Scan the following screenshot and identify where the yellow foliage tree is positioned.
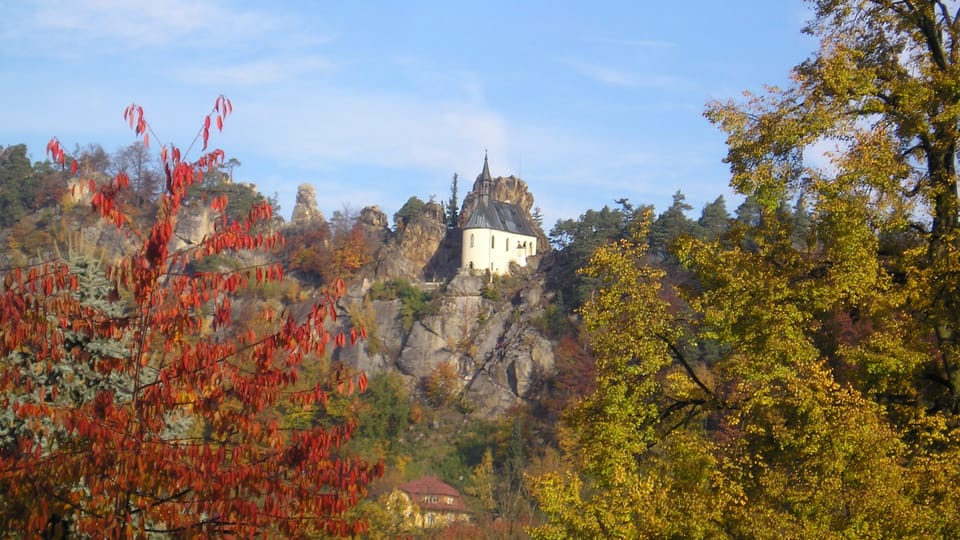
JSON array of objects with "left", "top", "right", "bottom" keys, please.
[{"left": 532, "top": 1, "right": 960, "bottom": 537}]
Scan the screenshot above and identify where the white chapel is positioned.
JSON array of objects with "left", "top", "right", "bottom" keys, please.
[{"left": 460, "top": 154, "right": 539, "bottom": 275}]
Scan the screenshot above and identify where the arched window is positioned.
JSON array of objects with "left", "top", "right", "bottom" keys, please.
[
  {"left": 506, "top": 238, "right": 509, "bottom": 251},
  {"left": 470, "top": 234, "right": 474, "bottom": 248},
  {"left": 491, "top": 236, "right": 495, "bottom": 249}
]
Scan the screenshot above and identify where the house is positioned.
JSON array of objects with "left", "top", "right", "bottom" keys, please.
[
  {"left": 387, "top": 476, "right": 472, "bottom": 528},
  {"left": 461, "top": 154, "right": 539, "bottom": 275}
]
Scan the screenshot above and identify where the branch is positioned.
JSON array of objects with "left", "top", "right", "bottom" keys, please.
[{"left": 656, "top": 333, "right": 717, "bottom": 399}]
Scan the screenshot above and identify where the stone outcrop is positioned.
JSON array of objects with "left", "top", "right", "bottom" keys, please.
[
  {"left": 290, "top": 184, "right": 325, "bottom": 225},
  {"left": 356, "top": 205, "right": 392, "bottom": 248},
  {"left": 172, "top": 205, "right": 215, "bottom": 251},
  {"left": 334, "top": 269, "right": 555, "bottom": 418},
  {"left": 373, "top": 201, "right": 457, "bottom": 281}
]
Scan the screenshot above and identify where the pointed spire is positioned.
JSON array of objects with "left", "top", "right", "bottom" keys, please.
[{"left": 480, "top": 150, "right": 492, "bottom": 183}]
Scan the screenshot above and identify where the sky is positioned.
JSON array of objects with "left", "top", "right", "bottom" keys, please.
[{"left": 0, "top": 0, "right": 818, "bottom": 230}]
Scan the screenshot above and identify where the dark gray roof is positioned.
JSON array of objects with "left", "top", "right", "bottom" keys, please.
[{"left": 463, "top": 199, "right": 538, "bottom": 236}]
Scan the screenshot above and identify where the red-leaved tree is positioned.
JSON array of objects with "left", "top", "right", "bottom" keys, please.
[{"left": 0, "top": 97, "right": 381, "bottom": 537}]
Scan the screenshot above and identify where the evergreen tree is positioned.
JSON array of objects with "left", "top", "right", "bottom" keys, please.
[
  {"left": 648, "top": 190, "right": 695, "bottom": 257},
  {"left": 0, "top": 144, "right": 35, "bottom": 226},
  {"left": 446, "top": 173, "right": 459, "bottom": 228},
  {"left": 697, "top": 195, "right": 730, "bottom": 240}
]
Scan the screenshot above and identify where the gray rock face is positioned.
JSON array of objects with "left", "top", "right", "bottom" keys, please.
[
  {"left": 335, "top": 268, "right": 555, "bottom": 419},
  {"left": 446, "top": 272, "right": 484, "bottom": 296},
  {"left": 173, "top": 206, "right": 215, "bottom": 251},
  {"left": 290, "top": 184, "right": 324, "bottom": 224}
]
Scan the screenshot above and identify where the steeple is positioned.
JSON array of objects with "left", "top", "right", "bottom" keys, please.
[
  {"left": 480, "top": 150, "right": 492, "bottom": 183},
  {"left": 478, "top": 150, "right": 493, "bottom": 201}
]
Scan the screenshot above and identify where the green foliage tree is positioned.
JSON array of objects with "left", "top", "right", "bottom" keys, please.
[
  {"left": 446, "top": 173, "right": 459, "bottom": 228},
  {"left": 697, "top": 195, "right": 730, "bottom": 241},
  {"left": 394, "top": 196, "right": 426, "bottom": 229},
  {"left": 0, "top": 144, "right": 36, "bottom": 226},
  {"left": 648, "top": 190, "right": 696, "bottom": 257},
  {"left": 548, "top": 203, "right": 642, "bottom": 310},
  {"left": 533, "top": 1, "right": 960, "bottom": 537}
]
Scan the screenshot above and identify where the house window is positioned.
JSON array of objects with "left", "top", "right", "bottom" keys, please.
[
  {"left": 470, "top": 234, "right": 474, "bottom": 248},
  {"left": 506, "top": 238, "right": 509, "bottom": 251},
  {"left": 491, "top": 236, "right": 495, "bottom": 249}
]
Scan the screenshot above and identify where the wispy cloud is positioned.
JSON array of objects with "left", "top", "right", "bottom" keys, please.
[
  {"left": 3, "top": 0, "right": 289, "bottom": 54},
  {"left": 581, "top": 36, "right": 676, "bottom": 49},
  {"left": 567, "top": 59, "right": 685, "bottom": 89},
  {"left": 234, "top": 87, "right": 509, "bottom": 174},
  {"left": 175, "top": 56, "right": 336, "bottom": 86}
]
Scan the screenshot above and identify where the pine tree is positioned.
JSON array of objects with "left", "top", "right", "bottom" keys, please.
[{"left": 446, "top": 173, "right": 459, "bottom": 228}]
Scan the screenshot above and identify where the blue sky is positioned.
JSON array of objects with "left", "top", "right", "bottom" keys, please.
[{"left": 0, "top": 0, "right": 816, "bottom": 229}]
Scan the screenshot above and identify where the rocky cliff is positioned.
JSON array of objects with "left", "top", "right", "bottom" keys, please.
[
  {"left": 370, "top": 201, "right": 459, "bottom": 281},
  {"left": 335, "top": 269, "right": 555, "bottom": 418}
]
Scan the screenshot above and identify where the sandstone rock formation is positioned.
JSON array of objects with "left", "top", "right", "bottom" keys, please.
[
  {"left": 334, "top": 269, "right": 556, "bottom": 418},
  {"left": 290, "top": 183, "right": 325, "bottom": 224},
  {"left": 373, "top": 201, "right": 458, "bottom": 281}
]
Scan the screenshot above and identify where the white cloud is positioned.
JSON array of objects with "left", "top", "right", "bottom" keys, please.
[
  {"left": 4, "top": 0, "right": 288, "bottom": 54},
  {"left": 232, "top": 88, "right": 509, "bottom": 176},
  {"left": 567, "top": 59, "right": 686, "bottom": 89}
]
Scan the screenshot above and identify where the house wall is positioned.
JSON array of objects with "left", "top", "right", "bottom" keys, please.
[
  {"left": 387, "top": 490, "right": 470, "bottom": 529},
  {"left": 461, "top": 228, "right": 537, "bottom": 275}
]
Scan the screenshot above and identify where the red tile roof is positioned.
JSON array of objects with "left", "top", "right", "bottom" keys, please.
[{"left": 398, "top": 476, "right": 470, "bottom": 513}]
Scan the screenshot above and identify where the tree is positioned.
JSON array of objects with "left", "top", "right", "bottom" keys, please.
[
  {"left": 465, "top": 448, "right": 496, "bottom": 516},
  {"left": 394, "top": 196, "right": 426, "bottom": 229},
  {"left": 224, "top": 157, "right": 241, "bottom": 182},
  {"left": 112, "top": 141, "right": 161, "bottom": 208},
  {"left": 696, "top": 195, "right": 730, "bottom": 241},
  {"left": 547, "top": 204, "right": 644, "bottom": 310},
  {"left": 647, "top": 190, "right": 696, "bottom": 257},
  {"left": 533, "top": 2, "right": 960, "bottom": 536},
  {"left": 0, "top": 144, "right": 36, "bottom": 226},
  {"left": 705, "top": 0, "right": 960, "bottom": 411},
  {"left": 446, "top": 173, "right": 459, "bottom": 228},
  {"left": 0, "top": 97, "right": 382, "bottom": 537}
]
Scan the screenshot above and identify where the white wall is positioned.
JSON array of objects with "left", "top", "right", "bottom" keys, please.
[{"left": 461, "top": 228, "right": 537, "bottom": 275}]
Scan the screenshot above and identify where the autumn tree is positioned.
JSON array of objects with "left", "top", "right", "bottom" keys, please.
[
  {"left": 0, "top": 97, "right": 381, "bottom": 537},
  {"left": 533, "top": 1, "right": 960, "bottom": 537}
]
